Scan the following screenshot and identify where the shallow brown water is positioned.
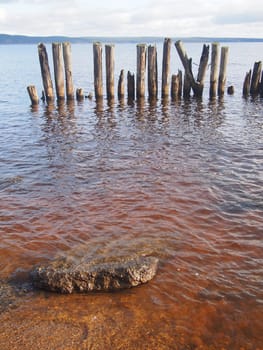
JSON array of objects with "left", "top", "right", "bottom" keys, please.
[{"left": 0, "top": 95, "right": 262, "bottom": 349}]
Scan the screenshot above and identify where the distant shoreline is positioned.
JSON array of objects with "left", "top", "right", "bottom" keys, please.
[{"left": 1, "top": 33, "right": 263, "bottom": 45}]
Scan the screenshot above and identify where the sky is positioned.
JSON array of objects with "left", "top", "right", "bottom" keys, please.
[{"left": 0, "top": 0, "right": 263, "bottom": 38}]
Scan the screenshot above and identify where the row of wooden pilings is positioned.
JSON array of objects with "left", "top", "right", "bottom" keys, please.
[
  {"left": 27, "top": 42, "right": 75, "bottom": 105},
  {"left": 27, "top": 39, "right": 231, "bottom": 105},
  {"left": 27, "top": 38, "right": 262, "bottom": 106}
]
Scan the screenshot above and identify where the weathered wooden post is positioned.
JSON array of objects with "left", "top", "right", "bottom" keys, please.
[
  {"left": 171, "top": 70, "right": 182, "bottom": 100},
  {"left": 52, "top": 43, "right": 65, "bottom": 100},
  {"left": 178, "top": 70, "right": 183, "bottom": 98},
  {"left": 260, "top": 71, "right": 263, "bottom": 97},
  {"left": 162, "top": 38, "right": 171, "bottom": 99},
  {"left": 218, "top": 46, "right": 229, "bottom": 97},
  {"left": 183, "top": 73, "right": 191, "bottom": 98},
  {"left": 243, "top": 70, "right": 251, "bottom": 97},
  {"left": 175, "top": 40, "right": 199, "bottom": 97},
  {"left": 209, "top": 43, "right": 220, "bottom": 99},
  {"left": 41, "top": 90, "right": 45, "bottom": 102},
  {"left": 93, "top": 42, "right": 103, "bottom": 100},
  {"left": 227, "top": 85, "right": 234, "bottom": 95},
  {"left": 171, "top": 74, "right": 180, "bottom": 100},
  {"left": 127, "top": 71, "right": 135, "bottom": 101},
  {"left": 136, "top": 44, "right": 147, "bottom": 99},
  {"left": 118, "top": 69, "right": 125, "bottom": 99},
  {"left": 76, "top": 88, "right": 84, "bottom": 101},
  {"left": 196, "top": 44, "right": 209, "bottom": 97},
  {"left": 105, "top": 44, "right": 115, "bottom": 100},
  {"left": 250, "top": 61, "right": 262, "bottom": 96},
  {"left": 38, "top": 43, "right": 54, "bottom": 104},
  {"left": 148, "top": 45, "right": 158, "bottom": 99},
  {"left": 62, "top": 42, "right": 74, "bottom": 100},
  {"left": 27, "top": 85, "right": 39, "bottom": 105}
]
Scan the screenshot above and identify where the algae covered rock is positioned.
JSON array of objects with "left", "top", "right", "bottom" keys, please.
[{"left": 31, "top": 255, "right": 158, "bottom": 294}]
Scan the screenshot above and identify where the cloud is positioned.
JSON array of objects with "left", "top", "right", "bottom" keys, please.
[
  {"left": 214, "top": 11, "right": 263, "bottom": 25},
  {"left": 215, "top": 13, "right": 263, "bottom": 25},
  {"left": 213, "top": 0, "right": 263, "bottom": 24},
  {"left": 0, "top": 0, "right": 263, "bottom": 37},
  {"left": 0, "top": 9, "right": 6, "bottom": 21}
]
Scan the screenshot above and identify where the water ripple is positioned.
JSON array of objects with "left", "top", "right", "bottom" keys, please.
[{"left": 0, "top": 96, "right": 262, "bottom": 349}]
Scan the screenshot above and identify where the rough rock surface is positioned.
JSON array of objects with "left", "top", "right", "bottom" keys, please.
[{"left": 31, "top": 255, "right": 158, "bottom": 294}]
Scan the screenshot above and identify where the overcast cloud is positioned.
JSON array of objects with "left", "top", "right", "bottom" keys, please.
[{"left": 0, "top": 0, "right": 262, "bottom": 37}]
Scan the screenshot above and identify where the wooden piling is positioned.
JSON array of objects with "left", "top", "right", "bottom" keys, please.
[
  {"left": 178, "top": 70, "right": 183, "bottom": 98},
  {"left": 27, "top": 85, "right": 39, "bottom": 105},
  {"left": 242, "top": 70, "right": 251, "bottom": 97},
  {"left": 41, "top": 90, "right": 45, "bottom": 102},
  {"left": 183, "top": 73, "right": 191, "bottom": 99},
  {"left": 93, "top": 42, "right": 103, "bottom": 100},
  {"left": 250, "top": 61, "right": 262, "bottom": 96},
  {"left": 33, "top": 38, "right": 263, "bottom": 106},
  {"left": 196, "top": 44, "right": 209, "bottom": 97},
  {"left": 171, "top": 74, "right": 180, "bottom": 100},
  {"left": 62, "top": 42, "right": 74, "bottom": 100},
  {"left": 105, "top": 44, "right": 115, "bottom": 100},
  {"left": 76, "top": 88, "right": 84, "bottom": 101},
  {"left": 162, "top": 38, "right": 171, "bottom": 98},
  {"left": 127, "top": 71, "right": 135, "bottom": 101},
  {"left": 171, "top": 70, "right": 182, "bottom": 100},
  {"left": 136, "top": 44, "right": 147, "bottom": 99},
  {"left": 227, "top": 86, "right": 234, "bottom": 95},
  {"left": 52, "top": 43, "right": 65, "bottom": 100},
  {"left": 118, "top": 69, "right": 125, "bottom": 99},
  {"left": 175, "top": 40, "right": 210, "bottom": 98},
  {"left": 175, "top": 40, "right": 200, "bottom": 97},
  {"left": 218, "top": 46, "right": 229, "bottom": 97},
  {"left": 148, "top": 45, "right": 158, "bottom": 99},
  {"left": 260, "top": 71, "right": 263, "bottom": 97},
  {"left": 209, "top": 43, "right": 220, "bottom": 99},
  {"left": 38, "top": 43, "right": 54, "bottom": 104}
]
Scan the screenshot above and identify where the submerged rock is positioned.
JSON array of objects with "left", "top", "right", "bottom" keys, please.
[
  {"left": 31, "top": 255, "right": 158, "bottom": 294},
  {"left": 0, "top": 277, "right": 32, "bottom": 312}
]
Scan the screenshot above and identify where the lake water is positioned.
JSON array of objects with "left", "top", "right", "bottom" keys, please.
[{"left": 0, "top": 41, "right": 262, "bottom": 349}]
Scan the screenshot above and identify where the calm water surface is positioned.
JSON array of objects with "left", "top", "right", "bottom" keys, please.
[{"left": 0, "top": 42, "right": 262, "bottom": 349}]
